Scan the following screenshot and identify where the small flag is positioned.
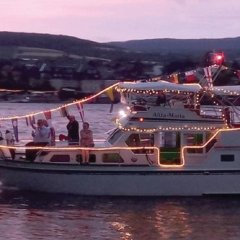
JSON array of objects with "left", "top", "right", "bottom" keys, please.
[
  {"left": 44, "top": 111, "right": 52, "bottom": 120},
  {"left": 12, "top": 118, "right": 19, "bottom": 142},
  {"left": 203, "top": 67, "right": 213, "bottom": 88},
  {"left": 185, "top": 70, "right": 197, "bottom": 83},
  {"left": 106, "top": 87, "right": 115, "bottom": 102},
  {"left": 171, "top": 74, "right": 179, "bottom": 83},
  {"left": 29, "top": 115, "right": 35, "bottom": 125},
  {"left": 26, "top": 115, "right": 35, "bottom": 126},
  {"left": 60, "top": 106, "right": 68, "bottom": 117},
  {"left": 76, "top": 102, "right": 84, "bottom": 122}
]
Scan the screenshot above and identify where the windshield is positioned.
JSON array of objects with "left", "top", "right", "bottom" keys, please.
[{"left": 108, "top": 129, "right": 122, "bottom": 145}]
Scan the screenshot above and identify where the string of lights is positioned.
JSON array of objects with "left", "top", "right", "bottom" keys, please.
[{"left": 0, "top": 82, "right": 119, "bottom": 121}]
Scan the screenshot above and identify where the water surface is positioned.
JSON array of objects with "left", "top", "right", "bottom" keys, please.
[{"left": 0, "top": 103, "right": 240, "bottom": 240}]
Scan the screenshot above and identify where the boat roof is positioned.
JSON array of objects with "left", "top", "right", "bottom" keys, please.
[{"left": 119, "top": 81, "right": 202, "bottom": 93}]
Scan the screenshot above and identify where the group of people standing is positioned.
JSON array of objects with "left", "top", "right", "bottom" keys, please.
[
  {"left": 1, "top": 115, "right": 94, "bottom": 163},
  {"left": 28, "top": 115, "right": 93, "bottom": 163},
  {"left": 66, "top": 115, "right": 94, "bottom": 164}
]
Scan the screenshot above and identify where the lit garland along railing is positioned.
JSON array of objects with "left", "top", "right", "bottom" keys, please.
[
  {"left": 0, "top": 89, "right": 57, "bottom": 93},
  {"left": 4, "top": 129, "right": 240, "bottom": 168},
  {"left": 116, "top": 81, "right": 240, "bottom": 97},
  {"left": 116, "top": 85, "right": 201, "bottom": 95},
  {"left": 0, "top": 144, "right": 188, "bottom": 168},
  {"left": 0, "top": 145, "right": 157, "bottom": 151},
  {"left": 0, "top": 83, "right": 119, "bottom": 121},
  {"left": 117, "top": 125, "right": 224, "bottom": 132},
  {"left": 0, "top": 89, "right": 24, "bottom": 93},
  {"left": 117, "top": 88, "right": 240, "bottom": 96},
  {"left": 0, "top": 145, "right": 162, "bottom": 166},
  {"left": 116, "top": 118, "right": 228, "bottom": 132}
]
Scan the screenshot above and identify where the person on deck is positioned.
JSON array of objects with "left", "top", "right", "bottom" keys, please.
[
  {"left": 80, "top": 122, "right": 94, "bottom": 164},
  {"left": 26, "top": 119, "right": 50, "bottom": 161},
  {"left": 66, "top": 115, "right": 79, "bottom": 145},
  {"left": 42, "top": 119, "right": 56, "bottom": 146},
  {"left": 31, "top": 119, "right": 50, "bottom": 145},
  {"left": 5, "top": 130, "right": 15, "bottom": 159}
]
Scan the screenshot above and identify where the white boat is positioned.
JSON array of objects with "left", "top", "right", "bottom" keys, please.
[{"left": 1, "top": 81, "right": 240, "bottom": 196}]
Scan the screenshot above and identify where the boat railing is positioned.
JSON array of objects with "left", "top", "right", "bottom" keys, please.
[
  {"left": 37, "top": 145, "right": 159, "bottom": 166},
  {"left": 0, "top": 144, "right": 160, "bottom": 166}
]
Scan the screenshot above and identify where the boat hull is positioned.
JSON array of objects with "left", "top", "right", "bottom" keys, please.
[{"left": 1, "top": 160, "right": 240, "bottom": 196}]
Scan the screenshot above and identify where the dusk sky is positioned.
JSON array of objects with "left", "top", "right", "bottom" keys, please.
[{"left": 1, "top": 0, "right": 240, "bottom": 42}]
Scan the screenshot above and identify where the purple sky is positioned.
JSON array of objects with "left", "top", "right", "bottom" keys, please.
[{"left": 1, "top": 0, "right": 240, "bottom": 42}]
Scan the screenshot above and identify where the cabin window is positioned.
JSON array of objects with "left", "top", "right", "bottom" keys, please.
[
  {"left": 126, "top": 133, "right": 154, "bottom": 154},
  {"left": 50, "top": 155, "right": 70, "bottom": 162},
  {"left": 131, "top": 105, "right": 148, "bottom": 111},
  {"left": 76, "top": 154, "right": 96, "bottom": 163},
  {"left": 185, "top": 133, "right": 203, "bottom": 154},
  {"left": 185, "top": 133, "right": 203, "bottom": 145},
  {"left": 159, "top": 132, "right": 181, "bottom": 165},
  {"left": 135, "top": 98, "right": 147, "bottom": 105},
  {"left": 161, "top": 132, "right": 180, "bottom": 148},
  {"left": 221, "top": 155, "right": 235, "bottom": 162},
  {"left": 102, "top": 153, "right": 124, "bottom": 163},
  {"left": 155, "top": 94, "right": 166, "bottom": 106}
]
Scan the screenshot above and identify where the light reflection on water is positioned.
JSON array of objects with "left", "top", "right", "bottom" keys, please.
[
  {"left": 1, "top": 191, "right": 240, "bottom": 240},
  {"left": 1, "top": 103, "right": 240, "bottom": 239}
]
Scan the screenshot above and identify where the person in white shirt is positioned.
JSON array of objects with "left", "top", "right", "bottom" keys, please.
[
  {"left": 42, "top": 119, "right": 55, "bottom": 146},
  {"left": 5, "top": 130, "right": 15, "bottom": 159},
  {"left": 32, "top": 119, "right": 50, "bottom": 144},
  {"left": 26, "top": 119, "right": 50, "bottom": 161}
]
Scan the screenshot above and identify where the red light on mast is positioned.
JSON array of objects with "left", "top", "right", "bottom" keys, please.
[
  {"left": 205, "top": 51, "right": 225, "bottom": 66},
  {"left": 214, "top": 53, "right": 224, "bottom": 65}
]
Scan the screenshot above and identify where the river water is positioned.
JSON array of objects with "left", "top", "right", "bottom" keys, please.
[{"left": 0, "top": 103, "right": 240, "bottom": 240}]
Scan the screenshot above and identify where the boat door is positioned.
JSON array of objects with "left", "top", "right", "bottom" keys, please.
[{"left": 156, "top": 131, "right": 181, "bottom": 165}]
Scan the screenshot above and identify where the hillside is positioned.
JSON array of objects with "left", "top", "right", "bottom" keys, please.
[
  {"left": 0, "top": 31, "right": 138, "bottom": 60},
  {"left": 107, "top": 37, "right": 240, "bottom": 60},
  {"left": 0, "top": 32, "right": 240, "bottom": 62}
]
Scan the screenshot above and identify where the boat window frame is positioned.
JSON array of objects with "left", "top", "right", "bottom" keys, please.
[
  {"left": 107, "top": 128, "right": 122, "bottom": 145},
  {"left": 221, "top": 154, "right": 235, "bottom": 162},
  {"left": 125, "top": 133, "right": 154, "bottom": 154},
  {"left": 50, "top": 154, "right": 71, "bottom": 163}
]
